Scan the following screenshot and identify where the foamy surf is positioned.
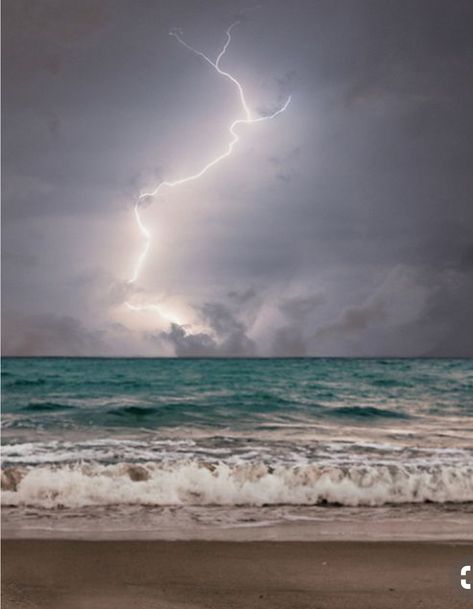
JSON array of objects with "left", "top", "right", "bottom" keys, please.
[
  {"left": 2, "top": 357, "right": 472, "bottom": 539},
  {"left": 2, "top": 460, "right": 473, "bottom": 509}
]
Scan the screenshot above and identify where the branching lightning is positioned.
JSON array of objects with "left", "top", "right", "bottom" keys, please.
[{"left": 125, "top": 20, "right": 291, "bottom": 314}]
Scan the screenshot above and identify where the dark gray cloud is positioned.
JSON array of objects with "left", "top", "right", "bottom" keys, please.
[
  {"left": 157, "top": 324, "right": 219, "bottom": 357},
  {"left": 2, "top": 312, "right": 106, "bottom": 356},
  {"left": 2, "top": 0, "right": 473, "bottom": 356},
  {"left": 408, "top": 268, "right": 473, "bottom": 357},
  {"left": 156, "top": 299, "right": 256, "bottom": 356},
  {"left": 278, "top": 293, "right": 326, "bottom": 321},
  {"left": 270, "top": 292, "right": 325, "bottom": 356},
  {"left": 314, "top": 300, "right": 387, "bottom": 341}
]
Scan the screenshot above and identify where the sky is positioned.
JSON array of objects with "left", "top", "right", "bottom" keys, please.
[{"left": 2, "top": 0, "right": 473, "bottom": 357}]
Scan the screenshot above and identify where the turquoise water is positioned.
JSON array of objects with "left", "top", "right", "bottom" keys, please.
[
  {"left": 3, "top": 357, "right": 472, "bottom": 433},
  {"left": 2, "top": 357, "right": 473, "bottom": 537}
]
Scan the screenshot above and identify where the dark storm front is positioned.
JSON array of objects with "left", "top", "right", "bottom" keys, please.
[{"left": 1, "top": 358, "right": 473, "bottom": 512}]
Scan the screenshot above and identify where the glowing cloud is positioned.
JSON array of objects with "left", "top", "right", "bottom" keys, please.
[{"left": 125, "top": 20, "right": 291, "bottom": 315}]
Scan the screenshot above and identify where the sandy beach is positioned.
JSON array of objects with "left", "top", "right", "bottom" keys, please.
[{"left": 2, "top": 540, "right": 472, "bottom": 608}]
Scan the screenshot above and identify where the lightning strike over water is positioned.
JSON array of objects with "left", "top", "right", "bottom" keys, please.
[{"left": 125, "top": 21, "right": 291, "bottom": 313}]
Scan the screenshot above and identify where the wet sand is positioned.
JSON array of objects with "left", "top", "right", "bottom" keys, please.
[{"left": 2, "top": 539, "right": 472, "bottom": 608}]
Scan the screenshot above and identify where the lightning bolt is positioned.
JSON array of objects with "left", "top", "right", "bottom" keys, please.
[{"left": 125, "top": 20, "right": 291, "bottom": 312}]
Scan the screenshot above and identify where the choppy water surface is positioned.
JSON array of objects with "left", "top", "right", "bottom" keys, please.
[{"left": 2, "top": 358, "right": 472, "bottom": 539}]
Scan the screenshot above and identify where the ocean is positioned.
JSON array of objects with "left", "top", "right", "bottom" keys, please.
[{"left": 2, "top": 357, "right": 473, "bottom": 540}]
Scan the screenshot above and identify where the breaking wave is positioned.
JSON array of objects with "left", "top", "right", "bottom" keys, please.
[{"left": 2, "top": 461, "right": 472, "bottom": 509}]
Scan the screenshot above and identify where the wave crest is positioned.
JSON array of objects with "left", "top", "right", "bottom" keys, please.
[{"left": 2, "top": 461, "right": 472, "bottom": 509}]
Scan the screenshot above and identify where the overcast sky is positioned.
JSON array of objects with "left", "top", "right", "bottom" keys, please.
[{"left": 2, "top": 0, "right": 473, "bottom": 356}]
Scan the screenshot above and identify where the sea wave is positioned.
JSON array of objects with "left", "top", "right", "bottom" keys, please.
[
  {"left": 2, "top": 461, "right": 472, "bottom": 508},
  {"left": 21, "top": 402, "right": 75, "bottom": 412},
  {"left": 328, "top": 405, "right": 410, "bottom": 419},
  {"left": 108, "top": 405, "right": 160, "bottom": 417},
  {"left": 5, "top": 378, "right": 47, "bottom": 387}
]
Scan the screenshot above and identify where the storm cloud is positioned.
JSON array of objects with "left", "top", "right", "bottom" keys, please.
[
  {"left": 2, "top": 0, "right": 473, "bottom": 356},
  {"left": 2, "top": 312, "right": 106, "bottom": 356}
]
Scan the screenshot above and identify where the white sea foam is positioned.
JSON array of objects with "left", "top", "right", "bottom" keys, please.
[
  {"left": 4, "top": 439, "right": 470, "bottom": 463},
  {"left": 2, "top": 461, "right": 473, "bottom": 509}
]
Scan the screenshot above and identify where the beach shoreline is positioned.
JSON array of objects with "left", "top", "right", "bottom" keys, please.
[{"left": 2, "top": 539, "right": 472, "bottom": 608}]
